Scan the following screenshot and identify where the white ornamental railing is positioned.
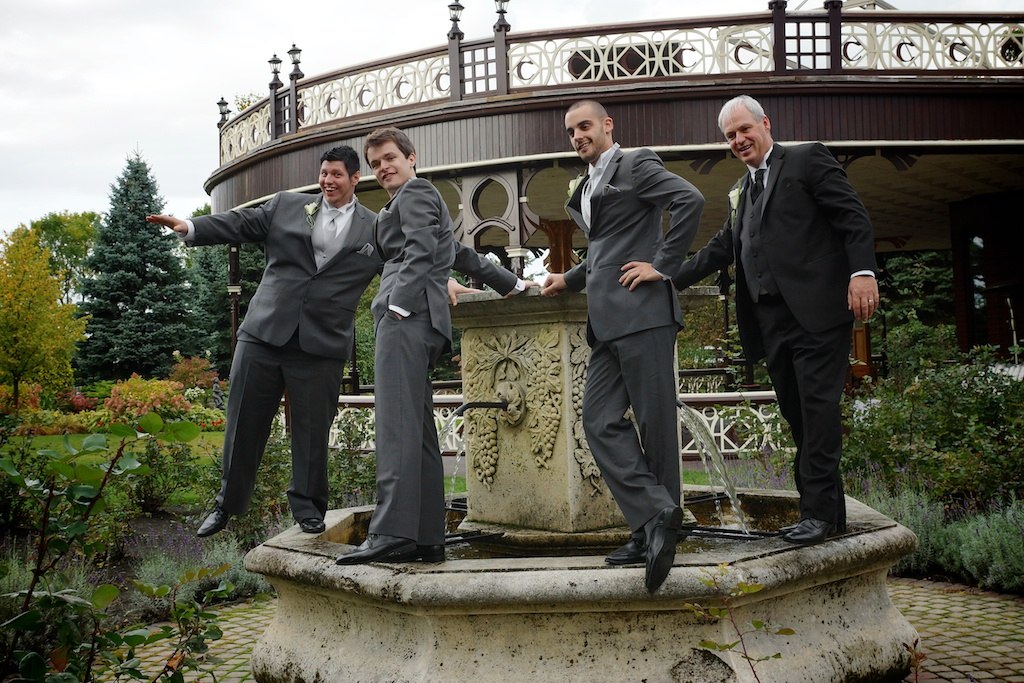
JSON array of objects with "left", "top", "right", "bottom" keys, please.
[
  {"left": 317, "top": 391, "right": 781, "bottom": 459},
  {"left": 218, "top": 9, "right": 1023, "bottom": 166}
]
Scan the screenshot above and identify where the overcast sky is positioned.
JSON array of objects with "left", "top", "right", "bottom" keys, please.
[{"left": 0, "top": 0, "right": 1013, "bottom": 234}]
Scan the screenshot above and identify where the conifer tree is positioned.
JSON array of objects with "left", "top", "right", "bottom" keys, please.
[
  {"left": 185, "top": 204, "right": 266, "bottom": 377},
  {"left": 77, "top": 152, "right": 194, "bottom": 381}
]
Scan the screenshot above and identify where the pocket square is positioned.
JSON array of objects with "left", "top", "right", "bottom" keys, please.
[
  {"left": 358, "top": 243, "right": 374, "bottom": 256},
  {"left": 603, "top": 184, "right": 621, "bottom": 194}
]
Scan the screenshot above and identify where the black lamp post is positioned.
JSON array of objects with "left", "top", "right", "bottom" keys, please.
[
  {"left": 494, "top": 0, "right": 510, "bottom": 32},
  {"left": 268, "top": 54, "right": 282, "bottom": 139},
  {"left": 287, "top": 44, "right": 303, "bottom": 134},
  {"left": 217, "top": 97, "right": 231, "bottom": 128},
  {"left": 493, "top": 0, "right": 511, "bottom": 94},
  {"left": 447, "top": 1, "right": 465, "bottom": 101}
]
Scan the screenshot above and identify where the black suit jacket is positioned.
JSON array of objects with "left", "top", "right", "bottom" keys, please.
[{"left": 674, "top": 143, "right": 877, "bottom": 360}]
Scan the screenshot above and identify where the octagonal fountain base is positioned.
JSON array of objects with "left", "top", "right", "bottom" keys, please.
[{"left": 244, "top": 489, "right": 917, "bottom": 683}]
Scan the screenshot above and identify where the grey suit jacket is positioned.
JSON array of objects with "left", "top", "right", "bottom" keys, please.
[
  {"left": 563, "top": 147, "right": 704, "bottom": 343},
  {"left": 372, "top": 177, "right": 518, "bottom": 342},
  {"left": 674, "top": 142, "right": 877, "bottom": 361},
  {"left": 192, "top": 191, "right": 380, "bottom": 359}
]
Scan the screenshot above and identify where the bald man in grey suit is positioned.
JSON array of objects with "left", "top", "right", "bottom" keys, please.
[{"left": 542, "top": 100, "right": 704, "bottom": 592}]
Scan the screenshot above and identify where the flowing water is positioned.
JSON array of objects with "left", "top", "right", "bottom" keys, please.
[{"left": 678, "top": 402, "right": 750, "bottom": 534}]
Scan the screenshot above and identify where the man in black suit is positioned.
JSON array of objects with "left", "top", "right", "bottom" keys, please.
[
  {"left": 335, "top": 127, "right": 528, "bottom": 565},
  {"left": 674, "top": 95, "right": 879, "bottom": 545},
  {"left": 542, "top": 100, "right": 705, "bottom": 592}
]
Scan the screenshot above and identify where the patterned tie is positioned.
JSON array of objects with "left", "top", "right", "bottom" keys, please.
[{"left": 751, "top": 168, "right": 766, "bottom": 202}]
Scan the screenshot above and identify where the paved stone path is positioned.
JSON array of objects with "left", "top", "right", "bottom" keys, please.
[{"left": 126, "top": 578, "right": 1024, "bottom": 682}]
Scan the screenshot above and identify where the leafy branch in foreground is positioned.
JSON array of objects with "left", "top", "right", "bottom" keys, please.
[
  {"left": 0, "top": 412, "right": 231, "bottom": 682},
  {"left": 684, "top": 563, "right": 795, "bottom": 683}
]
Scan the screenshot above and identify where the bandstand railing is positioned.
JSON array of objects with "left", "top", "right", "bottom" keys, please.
[
  {"left": 218, "top": 2, "right": 1023, "bottom": 166},
  {"left": 319, "top": 390, "right": 780, "bottom": 461}
]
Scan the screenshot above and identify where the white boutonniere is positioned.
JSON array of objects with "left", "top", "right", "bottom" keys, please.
[
  {"left": 727, "top": 185, "right": 743, "bottom": 223},
  {"left": 304, "top": 201, "right": 319, "bottom": 229},
  {"left": 567, "top": 174, "right": 584, "bottom": 199}
]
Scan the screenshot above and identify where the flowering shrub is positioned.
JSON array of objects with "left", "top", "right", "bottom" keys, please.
[
  {"left": 104, "top": 374, "right": 191, "bottom": 422},
  {"left": 168, "top": 354, "right": 218, "bottom": 391},
  {"left": 186, "top": 405, "right": 227, "bottom": 431},
  {"left": 13, "top": 409, "right": 93, "bottom": 435},
  {"left": 54, "top": 388, "right": 98, "bottom": 413},
  {"left": 0, "top": 383, "right": 42, "bottom": 415}
]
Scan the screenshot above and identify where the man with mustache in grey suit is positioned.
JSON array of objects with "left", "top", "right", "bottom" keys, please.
[
  {"left": 541, "top": 100, "right": 705, "bottom": 592},
  {"left": 335, "top": 127, "right": 530, "bottom": 565}
]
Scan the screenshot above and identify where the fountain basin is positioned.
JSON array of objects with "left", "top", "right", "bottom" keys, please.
[{"left": 245, "top": 489, "right": 917, "bottom": 683}]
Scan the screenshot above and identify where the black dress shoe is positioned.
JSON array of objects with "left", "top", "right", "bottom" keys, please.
[
  {"left": 780, "top": 521, "right": 846, "bottom": 535},
  {"left": 335, "top": 534, "right": 418, "bottom": 565},
  {"left": 413, "top": 545, "right": 446, "bottom": 563},
  {"left": 197, "top": 506, "right": 230, "bottom": 538},
  {"left": 298, "top": 518, "right": 326, "bottom": 534},
  {"left": 645, "top": 506, "right": 683, "bottom": 593},
  {"left": 606, "top": 538, "right": 646, "bottom": 565},
  {"left": 782, "top": 518, "right": 835, "bottom": 545}
]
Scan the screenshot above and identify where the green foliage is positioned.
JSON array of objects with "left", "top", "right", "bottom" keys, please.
[
  {"left": 684, "top": 563, "right": 794, "bottom": 683},
  {"left": 125, "top": 438, "right": 202, "bottom": 514},
  {"left": 677, "top": 288, "right": 729, "bottom": 369},
  {"left": 103, "top": 375, "right": 191, "bottom": 422},
  {"left": 0, "top": 229, "right": 88, "bottom": 414},
  {"left": 944, "top": 497, "right": 1024, "bottom": 593},
  {"left": 11, "top": 410, "right": 95, "bottom": 436},
  {"left": 197, "top": 426, "right": 290, "bottom": 548},
  {"left": 843, "top": 346, "right": 1024, "bottom": 508},
  {"left": 126, "top": 536, "right": 268, "bottom": 624},
  {"left": 877, "top": 250, "right": 955, "bottom": 329},
  {"left": 354, "top": 279, "right": 378, "bottom": 387},
  {"left": 0, "top": 414, "right": 227, "bottom": 682},
  {"left": 25, "top": 211, "right": 100, "bottom": 305},
  {"left": 858, "top": 488, "right": 949, "bottom": 577},
  {"left": 186, "top": 234, "right": 264, "bottom": 379},
  {"left": 864, "top": 488, "right": 1024, "bottom": 594},
  {"left": 327, "top": 410, "right": 376, "bottom": 509},
  {"left": 184, "top": 405, "right": 226, "bottom": 431},
  {"left": 80, "top": 381, "right": 116, "bottom": 402},
  {"left": 77, "top": 152, "right": 195, "bottom": 383},
  {"left": 883, "top": 317, "right": 958, "bottom": 389}
]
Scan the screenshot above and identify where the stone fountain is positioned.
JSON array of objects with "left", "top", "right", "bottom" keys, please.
[{"left": 244, "top": 290, "right": 918, "bottom": 683}]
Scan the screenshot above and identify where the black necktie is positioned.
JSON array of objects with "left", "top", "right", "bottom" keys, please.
[{"left": 751, "top": 168, "right": 766, "bottom": 202}]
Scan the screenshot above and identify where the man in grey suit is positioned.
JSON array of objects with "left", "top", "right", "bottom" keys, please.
[
  {"left": 674, "top": 95, "right": 878, "bottom": 545},
  {"left": 336, "top": 127, "right": 528, "bottom": 565},
  {"left": 147, "top": 146, "right": 382, "bottom": 537},
  {"left": 541, "top": 100, "right": 705, "bottom": 592}
]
